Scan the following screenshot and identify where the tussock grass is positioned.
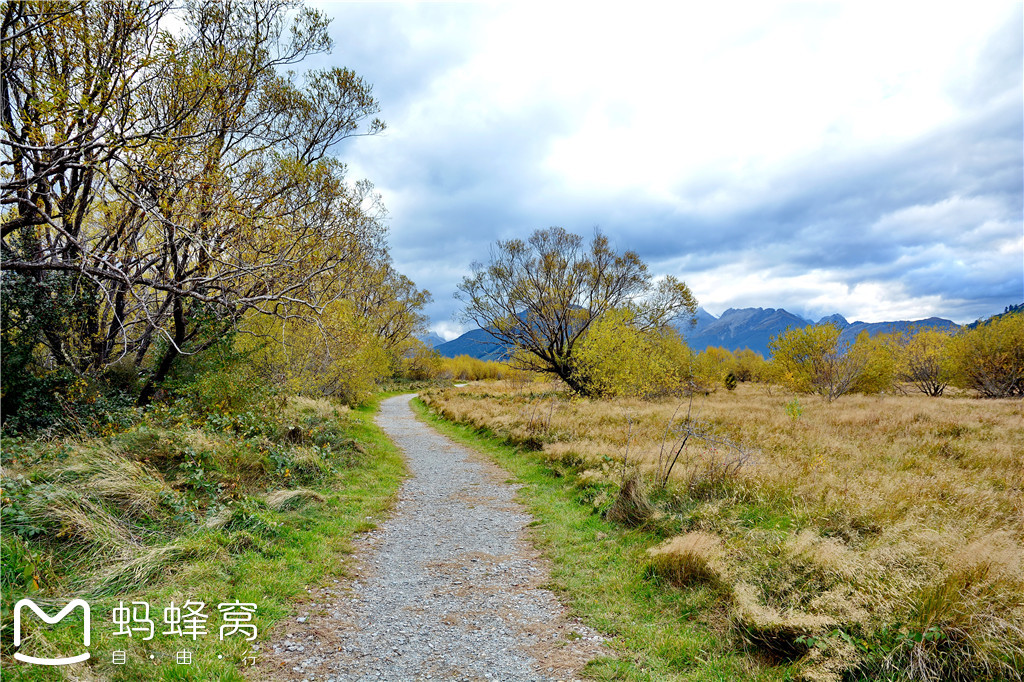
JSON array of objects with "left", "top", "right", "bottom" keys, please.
[
  {"left": 646, "top": 532, "right": 729, "bottom": 590},
  {"left": 605, "top": 473, "right": 656, "bottom": 527},
  {"left": 1, "top": 394, "right": 404, "bottom": 680},
  {"left": 421, "top": 381, "right": 1024, "bottom": 681},
  {"left": 65, "top": 450, "right": 171, "bottom": 519},
  {"left": 264, "top": 487, "right": 325, "bottom": 511}
]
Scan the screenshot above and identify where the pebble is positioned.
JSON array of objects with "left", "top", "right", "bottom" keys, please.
[{"left": 259, "top": 395, "right": 605, "bottom": 680}]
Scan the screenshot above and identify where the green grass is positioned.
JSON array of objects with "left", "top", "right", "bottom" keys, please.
[
  {"left": 410, "top": 397, "right": 795, "bottom": 681},
  {"left": 2, "top": 397, "right": 405, "bottom": 681}
]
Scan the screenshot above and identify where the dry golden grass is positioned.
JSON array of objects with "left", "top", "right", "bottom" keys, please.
[
  {"left": 423, "top": 380, "right": 1024, "bottom": 680},
  {"left": 646, "top": 531, "right": 729, "bottom": 589}
]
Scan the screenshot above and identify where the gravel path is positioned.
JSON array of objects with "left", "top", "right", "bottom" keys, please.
[{"left": 256, "top": 394, "right": 606, "bottom": 681}]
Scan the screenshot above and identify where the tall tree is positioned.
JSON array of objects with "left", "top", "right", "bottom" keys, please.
[
  {"left": 2, "top": 0, "right": 426, "bottom": 421},
  {"left": 456, "top": 226, "right": 697, "bottom": 395}
]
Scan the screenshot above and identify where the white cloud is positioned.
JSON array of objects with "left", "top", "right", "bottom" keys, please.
[
  {"left": 320, "top": 2, "right": 1021, "bottom": 329},
  {"left": 432, "top": 321, "right": 467, "bottom": 342}
]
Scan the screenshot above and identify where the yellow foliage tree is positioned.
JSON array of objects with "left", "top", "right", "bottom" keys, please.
[
  {"left": 240, "top": 301, "right": 392, "bottom": 404},
  {"left": 571, "top": 309, "right": 708, "bottom": 399},
  {"left": 895, "top": 327, "right": 953, "bottom": 396},
  {"left": 731, "top": 348, "right": 767, "bottom": 383},
  {"left": 768, "top": 323, "right": 866, "bottom": 401},
  {"left": 849, "top": 332, "right": 897, "bottom": 394},
  {"left": 947, "top": 312, "right": 1024, "bottom": 398}
]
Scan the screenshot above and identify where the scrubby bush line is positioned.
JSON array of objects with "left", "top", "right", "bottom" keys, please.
[{"left": 767, "top": 312, "right": 1024, "bottom": 401}]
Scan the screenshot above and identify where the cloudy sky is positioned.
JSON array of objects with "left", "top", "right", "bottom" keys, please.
[{"left": 310, "top": 2, "right": 1023, "bottom": 338}]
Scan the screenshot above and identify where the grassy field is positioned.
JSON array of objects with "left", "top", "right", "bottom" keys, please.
[
  {"left": 1, "top": 395, "right": 405, "bottom": 681},
  {"left": 419, "top": 381, "right": 1024, "bottom": 681}
]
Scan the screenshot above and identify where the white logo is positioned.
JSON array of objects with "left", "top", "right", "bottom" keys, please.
[{"left": 13, "top": 599, "right": 91, "bottom": 666}]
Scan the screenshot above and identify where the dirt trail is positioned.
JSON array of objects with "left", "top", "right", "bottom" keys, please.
[{"left": 257, "top": 394, "right": 606, "bottom": 681}]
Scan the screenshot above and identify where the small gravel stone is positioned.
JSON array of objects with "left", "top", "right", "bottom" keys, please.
[{"left": 256, "top": 394, "right": 606, "bottom": 680}]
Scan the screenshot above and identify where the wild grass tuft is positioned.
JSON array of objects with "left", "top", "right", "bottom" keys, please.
[
  {"left": 1, "top": 393, "right": 405, "bottom": 679},
  {"left": 605, "top": 473, "right": 656, "bottom": 527},
  {"left": 645, "top": 532, "right": 729, "bottom": 590}
]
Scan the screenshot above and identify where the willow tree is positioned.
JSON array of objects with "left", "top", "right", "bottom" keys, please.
[
  {"left": 2, "top": 0, "right": 426, "bottom": 420},
  {"left": 768, "top": 323, "right": 867, "bottom": 401},
  {"left": 456, "top": 227, "right": 697, "bottom": 395},
  {"left": 947, "top": 312, "right": 1024, "bottom": 398},
  {"left": 896, "top": 327, "right": 952, "bottom": 396}
]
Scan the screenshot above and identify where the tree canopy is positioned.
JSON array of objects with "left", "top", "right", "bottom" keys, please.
[
  {"left": 1, "top": 0, "right": 427, "bottom": 425},
  {"left": 456, "top": 227, "right": 697, "bottom": 395}
]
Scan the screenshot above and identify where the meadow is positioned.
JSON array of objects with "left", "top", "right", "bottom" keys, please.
[{"left": 420, "top": 380, "right": 1024, "bottom": 681}]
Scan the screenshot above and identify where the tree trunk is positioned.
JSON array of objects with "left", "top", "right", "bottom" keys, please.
[{"left": 137, "top": 295, "right": 185, "bottom": 405}]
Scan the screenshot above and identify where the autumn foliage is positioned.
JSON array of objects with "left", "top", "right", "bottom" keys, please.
[{"left": 1, "top": 1, "right": 428, "bottom": 427}]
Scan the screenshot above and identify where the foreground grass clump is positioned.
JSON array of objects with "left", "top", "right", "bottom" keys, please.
[
  {"left": 0, "top": 395, "right": 404, "bottom": 681},
  {"left": 420, "top": 382, "right": 1024, "bottom": 681},
  {"left": 646, "top": 533, "right": 730, "bottom": 591}
]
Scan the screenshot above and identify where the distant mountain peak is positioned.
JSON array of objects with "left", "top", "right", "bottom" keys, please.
[
  {"left": 817, "top": 313, "right": 849, "bottom": 328},
  {"left": 435, "top": 305, "right": 969, "bottom": 361},
  {"left": 416, "top": 331, "right": 446, "bottom": 348}
]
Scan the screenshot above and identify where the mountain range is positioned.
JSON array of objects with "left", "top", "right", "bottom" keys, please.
[
  {"left": 677, "top": 307, "right": 960, "bottom": 356},
  {"left": 430, "top": 306, "right": 968, "bottom": 359}
]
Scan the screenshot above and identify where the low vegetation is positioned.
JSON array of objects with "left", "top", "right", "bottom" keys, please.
[
  {"left": 398, "top": 347, "right": 516, "bottom": 383},
  {"left": 1, "top": 376, "right": 404, "bottom": 680},
  {"left": 766, "top": 312, "right": 1024, "bottom": 401},
  {"left": 420, "top": 379, "right": 1024, "bottom": 681}
]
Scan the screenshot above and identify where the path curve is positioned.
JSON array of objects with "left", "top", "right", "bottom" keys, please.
[{"left": 260, "top": 394, "right": 606, "bottom": 681}]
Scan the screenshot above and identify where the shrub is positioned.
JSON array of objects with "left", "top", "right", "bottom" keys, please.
[
  {"left": 400, "top": 341, "right": 443, "bottom": 380},
  {"left": 572, "top": 308, "right": 704, "bottom": 398},
  {"left": 947, "top": 312, "right": 1024, "bottom": 397},
  {"left": 240, "top": 301, "right": 393, "bottom": 404},
  {"left": 769, "top": 323, "right": 865, "bottom": 401},
  {"left": 439, "top": 355, "right": 507, "bottom": 381},
  {"left": 896, "top": 327, "right": 953, "bottom": 396},
  {"left": 724, "top": 372, "right": 738, "bottom": 391},
  {"left": 731, "top": 348, "right": 766, "bottom": 382},
  {"left": 849, "top": 331, "right": 897, "bottom": 394}
]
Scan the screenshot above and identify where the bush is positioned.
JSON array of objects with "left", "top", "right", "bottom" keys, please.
[
  {"left": 724, "top": 372, "right": 738, "bottom": 391},
  {"left": 571, "top": 308, "right": 706, "bottom": 398},
  {"left": 947, "top": 312, "right": 1024, "bottom": 397},
  {"left": 896, "top": 327, "right": 953, "bottom": 396},
  {"left": 400, "top": 341, "right": 443, "bottom": 380},
  {"left": 849, "top": 331, "right": 897, "bottom": 394},
  {"left": 731, "top": 348, "right": 766, "bottom": 382},
  {"left": 769, "top": 323, "right": 865, "bottom": 401},
  {"left": 438, "top": 355, "right": 507, "bottom": 381},
  {"left": 240, "top": 301, "right": 393, "bottom": 404}
]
